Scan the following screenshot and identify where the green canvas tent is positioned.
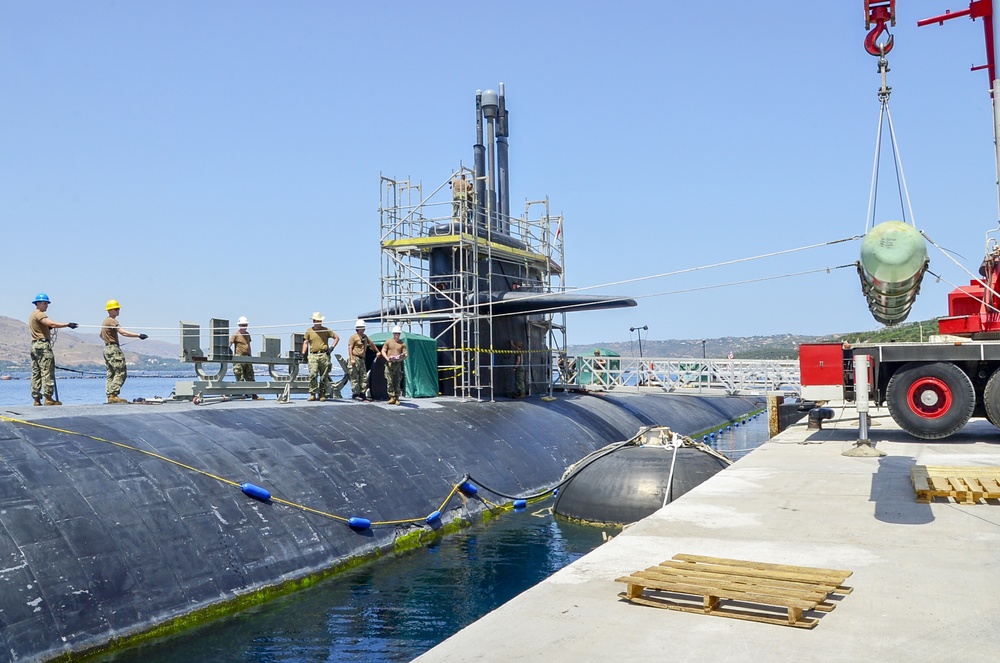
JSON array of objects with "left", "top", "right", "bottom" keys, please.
[{"left": 368, "top": 331, "right": 439, "bottom": 398}]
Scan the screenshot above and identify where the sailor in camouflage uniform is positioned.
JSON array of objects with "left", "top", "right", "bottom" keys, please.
[
  {"left": 101, "top": 299, "right": 147, "bottom": 404},
  {"left": 301, "top": 312, "right": 339, "bottom": 401},
  {"left": 347, "top": 319, "right": 378, "bottom": 401},
  {"left": 27, "top": 293, "right": 78, "bottom": 406},
  {"left": 380, "top": 325, "right": 407, "bottom": 405}
]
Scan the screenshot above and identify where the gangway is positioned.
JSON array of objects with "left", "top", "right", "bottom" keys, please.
[{"left": 560, "top": 355, "right": 801, "bottom": 397}]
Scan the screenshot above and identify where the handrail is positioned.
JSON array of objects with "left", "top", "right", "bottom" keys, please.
[{"left": 555, "top": 355, "right": 801, "bottom": 396}]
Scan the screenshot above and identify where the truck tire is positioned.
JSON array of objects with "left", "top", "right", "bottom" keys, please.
[
  {"left": 886, "top": 362, "right": 975, "bottom": 439},
  {"left": 983, "top": 369, "right": 1000, "bottom": 428}
]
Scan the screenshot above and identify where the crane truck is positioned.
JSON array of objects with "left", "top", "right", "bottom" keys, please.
[{"left": 800, "top": 0, "right": 1000, "bottom": 440}]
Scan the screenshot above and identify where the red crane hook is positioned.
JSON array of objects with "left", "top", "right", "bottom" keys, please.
[
  {"left": 865, "top": 20, "right": 895, "bottom": 56},
  {"left": 865, "top": 0, "right": 896, "bottom": 56}
]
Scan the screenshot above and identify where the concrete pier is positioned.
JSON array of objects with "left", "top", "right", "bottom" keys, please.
[{"left": 416, "top": 403, "right": 1000, "bottom": 662}]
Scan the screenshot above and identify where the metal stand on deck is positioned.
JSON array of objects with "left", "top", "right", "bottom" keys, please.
[
  {"left": 843, "top": 354, "right": 886, "bottom": 457},
  {"left": 173, "top": 319, "right": 348, "bottom": 402}
]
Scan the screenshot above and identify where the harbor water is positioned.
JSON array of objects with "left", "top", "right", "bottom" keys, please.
[{"left": 0, "top": 374, "right": 768, "bottom": 662}]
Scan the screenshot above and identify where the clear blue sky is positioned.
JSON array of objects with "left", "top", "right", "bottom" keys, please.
[{"left": 1, "top": 2, "right": 994, "bottom": 348}]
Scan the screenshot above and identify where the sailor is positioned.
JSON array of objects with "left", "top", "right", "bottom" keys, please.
[
  {"left": 593, "top": 349, "right": 607, "bottom": 387},
  {"left": 301, "top": 312, "right": 339, "bottom": 402},
  {"left": 347, "top": 319, "right": 378, "bottom": 401},
  {"left": 512, "top": 341, "right": 526, "bottom": 398},
  {"left": 380, "top": 325, "right": 407, "bottom": 405},
  {"left": 101, "top": 299, "right": 147, "bottom": 404},
  {"left": 27, "top": 293, "right": 78, "bottom": 406},
  {"left": 450, "top": 173, "right": 473, "bottom": 222},
  {"left": 230, "top": 316, "right": 260, "bottom": 399}
]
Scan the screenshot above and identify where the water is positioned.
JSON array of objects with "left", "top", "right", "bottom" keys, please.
[
  {"left": 0, "top": 371, "right": 347, "bottom": 407},
  {"left": 0, "top": 373, "right": 184, "bottom": 407},
  {"left": 706, "top": 410, "right": 769, "bottom": 462},
  {"left": 93, "top": 509, "right": 616, "bottom": 663}
]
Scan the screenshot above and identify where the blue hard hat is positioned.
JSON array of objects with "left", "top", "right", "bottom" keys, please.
[{"left": 32, "top": 292, "right": 50, "bottom": 304}]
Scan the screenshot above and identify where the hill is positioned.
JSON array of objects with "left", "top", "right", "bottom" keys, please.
[
  {"left": 568, "top": 318, "right": 945, "bottom": 360},
  {"left": 0, "top": 316, "right": 184, "bottom": 371}
]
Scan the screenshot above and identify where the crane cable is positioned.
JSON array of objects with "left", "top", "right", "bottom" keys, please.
[{"left": 865, "top": 42, "right": 917, "bottom": 233}]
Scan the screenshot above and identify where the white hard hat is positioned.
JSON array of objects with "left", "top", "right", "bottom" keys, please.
[
  {"left": 311, "top": 312, "right": 325, "bottom": 322},
  {"left": 392, "top": 325, "right": 402, "bottom": 334},
  {"left": 238, "top": 316, "right": 249, "bottom": 325},
  {"left": 355, "top": 319, "right": 366, "bottom": 328}
]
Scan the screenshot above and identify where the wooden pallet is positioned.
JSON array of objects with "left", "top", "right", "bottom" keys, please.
[
  {"left": 910, "top": 465, "right": 1000, "bottom": 504},
  {"left": 615, "top": 554, "right": 853, "bottom": 628}
]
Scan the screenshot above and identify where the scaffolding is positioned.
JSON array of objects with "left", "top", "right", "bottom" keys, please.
[{"left": 377, "top": 170, "right": 566, "bottom": 400}]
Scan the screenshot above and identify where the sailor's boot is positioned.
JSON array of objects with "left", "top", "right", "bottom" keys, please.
[
  {"left": 33, "top": 398, "right": 42, "bottom": 406},
  {"left": 44, "top": 397, "right": 62, "bottom": 406}
]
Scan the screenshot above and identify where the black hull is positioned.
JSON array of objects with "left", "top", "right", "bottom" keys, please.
[{"left": 0, "top": 392, "right": 758, "bottom": 661}]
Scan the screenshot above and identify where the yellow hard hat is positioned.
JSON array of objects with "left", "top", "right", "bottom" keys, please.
[{"left": 105, "top": 299, "right": 121, "bottom": 311}]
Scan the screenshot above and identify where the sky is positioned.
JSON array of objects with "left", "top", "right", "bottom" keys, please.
[{"left": 1, "top": 1, "right": 996, "bottom": 348}]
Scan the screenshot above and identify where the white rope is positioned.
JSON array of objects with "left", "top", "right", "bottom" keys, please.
[
  {"left": 927, "top": 269, "right": 1000, "bottom": 316},
  {"left": 885, "top": 103, "right": 917, "bottom": 228},
  {"left": 922, "top": 230, "right": 1000, "bottom": 309},
  {"left": 67, "top": 236, "right": 861, "bottom": 337},
  {"left": 487, "top": 264, "right": 856, "bottom": 321},
  {"left": 865, "top": 59, "right": 916, "bottom": 231},
  {"left": 866, "top": 102, "right": 886, "bottom": 233},
  {"left": 464, "top": 234, "right": 862, "bottom": 316}
]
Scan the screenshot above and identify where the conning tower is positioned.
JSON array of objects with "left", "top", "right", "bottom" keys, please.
[{"left": 363, "top": 84, "right": 634, "bottom": 399}]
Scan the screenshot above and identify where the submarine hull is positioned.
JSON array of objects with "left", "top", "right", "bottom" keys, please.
[{"left": 0, "top": 392, "right": 758, "bottom": 661}]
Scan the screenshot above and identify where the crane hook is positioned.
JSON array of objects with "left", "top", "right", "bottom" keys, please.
[{"left": 865, "top": 20, "right": 894, "bottom": 56}]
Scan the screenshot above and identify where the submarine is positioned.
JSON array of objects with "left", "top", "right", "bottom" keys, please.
[{"left": 0, "top": 86, "right": 762, "bottom": 662}]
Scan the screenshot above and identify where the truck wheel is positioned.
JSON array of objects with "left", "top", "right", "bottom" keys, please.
[
  {"left": 886, "top": 362, "right": 974, "bottom": 439},
  {"left": 983, "top": 369, "right": 1000, "bottom": 428}
]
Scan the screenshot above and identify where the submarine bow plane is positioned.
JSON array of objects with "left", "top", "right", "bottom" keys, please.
[{"left": 360, "top": 83, "right": 634, "bottom": 396}]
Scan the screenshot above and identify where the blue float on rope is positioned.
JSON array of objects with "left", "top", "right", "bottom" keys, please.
[
  {"left": 348, "top": 517, "right": 371, "bottom": 529},
  {"left": 426, "top": 510, "right": 441, "bottom": 524},
  {"left": 459, "top": 481, "right": 478, "bottom": 496},
  {"left": 513, "top": 499, "right": 527, "bottom": 509},
  {"left": 240, "top": 482, "right": 271, "bottom": 501}
]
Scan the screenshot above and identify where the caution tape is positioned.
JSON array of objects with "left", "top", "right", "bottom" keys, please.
[{"left": 438, "top": 346, "right": 552, "bottom": 355}]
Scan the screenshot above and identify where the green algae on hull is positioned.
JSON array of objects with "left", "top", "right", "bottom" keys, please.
[{"left": 71, "top": 513, "right": 491, "bottom": 662}]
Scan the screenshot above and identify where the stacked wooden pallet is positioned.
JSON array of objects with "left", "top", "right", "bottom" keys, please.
[
  {"left": 615, "top": 554, "right": 853, "bottom": 628},
  {"left": 910, "top": 465, "right": 1000, "bottom": 504}
]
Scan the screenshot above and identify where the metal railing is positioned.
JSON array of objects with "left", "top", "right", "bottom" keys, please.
[{"left": 556, "top": 356, "right": 800, "bottom": 396}]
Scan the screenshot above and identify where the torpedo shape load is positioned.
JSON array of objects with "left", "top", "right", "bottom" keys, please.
[{"left": 857, "top": 220, "right": 929, "bottom": 325}]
